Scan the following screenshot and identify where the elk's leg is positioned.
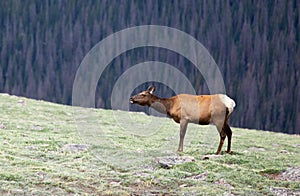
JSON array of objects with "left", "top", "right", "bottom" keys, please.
[
  {"left": 215, "top": 122, "right": 226, "bottom": 155},
  {"left": 224, "top": 123, "right": 232, "bottom": 153},
  {"left": 177, "top": 120, "right": 188, "bottom": 152},
  {"left": 216, "top": 133, "right": 226, "bottom": 155}
]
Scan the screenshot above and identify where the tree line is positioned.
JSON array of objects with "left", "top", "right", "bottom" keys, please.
[{"left": 0, "top": 0, "right": 299, "bottom": 134}]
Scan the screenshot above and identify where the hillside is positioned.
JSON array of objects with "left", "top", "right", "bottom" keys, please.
[{"left": 0, "top": 94, "right": 299, "bottom": 195}]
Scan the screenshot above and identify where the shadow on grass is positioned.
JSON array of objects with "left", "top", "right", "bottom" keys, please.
[{"left": 203, "top": 151, "right": 244, "bottom": 156}]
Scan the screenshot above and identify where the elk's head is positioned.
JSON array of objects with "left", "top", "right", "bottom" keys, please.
[{"left": 130, "top": 86, "right": 156, "bottom": 106}]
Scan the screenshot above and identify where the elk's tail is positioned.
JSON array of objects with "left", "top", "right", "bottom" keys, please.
[{"left": 219, "top": 94, "right": 236, "bottom": 115}]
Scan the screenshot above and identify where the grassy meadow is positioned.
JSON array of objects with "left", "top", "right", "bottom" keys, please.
[{"left": 0, "top": 93, "right": 299, "bottom": 195}]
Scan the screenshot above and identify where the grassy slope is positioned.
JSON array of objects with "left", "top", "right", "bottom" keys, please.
[{"left": 0, "top": 93, "right": 299, "bottom": 195}]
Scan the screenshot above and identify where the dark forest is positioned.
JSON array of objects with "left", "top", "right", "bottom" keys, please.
[{"left": 0, "top": 0, "right": 299, "bottom": 134}]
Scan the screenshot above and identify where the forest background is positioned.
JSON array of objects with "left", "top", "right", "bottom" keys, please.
[{"left": 0, "top": 0, "right": 299, "bottom": 134}]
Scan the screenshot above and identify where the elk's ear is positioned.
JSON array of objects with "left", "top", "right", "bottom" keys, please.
[{"left": 147, "top": 86, "right": 155, "bottom": 94}]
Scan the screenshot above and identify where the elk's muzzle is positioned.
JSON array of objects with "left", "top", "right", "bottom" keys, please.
[{"left": 129, "top": 97, "right": 134, "bottom": 104}]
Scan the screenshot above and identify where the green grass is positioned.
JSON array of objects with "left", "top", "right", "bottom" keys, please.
[{"left": 0, "top": 93, "right": 299, "bottom": 195}]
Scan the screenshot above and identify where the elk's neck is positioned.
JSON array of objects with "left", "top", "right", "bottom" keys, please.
[{"left": 149, "top": 96, "right": 172, "bottom": 115}]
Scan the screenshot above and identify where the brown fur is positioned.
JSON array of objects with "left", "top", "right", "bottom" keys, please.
[{"left": 130, "top": 86, "right": 235, "bottom": 155}]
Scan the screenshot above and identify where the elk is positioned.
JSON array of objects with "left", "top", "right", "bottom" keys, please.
[{"left": 129, "top": 86, "right": 236, "bottom": 155}]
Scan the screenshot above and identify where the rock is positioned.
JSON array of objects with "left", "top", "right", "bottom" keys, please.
[
  {"left": 155, "top": 155, "right": 195, "bottom": 169},
  {"left": 62, "top": 144, "right": 89, "bottom": 152},
  {"left": 35, "top": 171, "right": 47, "bottom": 180},
  {"left": 17, "top": 99, "right": 25, "bottom": 104},
  {"left": 187, "top": 172, "right": 208, "bottom": 181},
  {"left": 31, "top": 125, "right": 43, "bottom": 131},
  {"left": 179, "top": 184, "right": 188, "bottom": 188},
  {"left": 280, "top": 150, "right": 290, "bottom": 154},
  {"left": 270, "top": 187, "right": 300, "bottom": 196},
  {"left": 248, "top": 147, "right": 266, "bottom": 152},
  {"left": 215, "top": 178, "right": 234, "bottom": 190},
  {"left": 201, "top": 154, "right": 222, "bottom": 160},
  {"left": 25, "top": 145, "right": 37, "bottom": 150},
  {"left": 293, "top": 144, "right": 300, "bottom": 148},
  {"left": 0, "top": 123, "right": 6, "bottom": 129},
  {"left": 136, "top": 148, "right": 143, "bottom": 153},
  {"left": 279, "top": 166, "right": 300, "bottom": 181},
  {"left": 110, "top": 181, "right": 121, "bottom": 187}
]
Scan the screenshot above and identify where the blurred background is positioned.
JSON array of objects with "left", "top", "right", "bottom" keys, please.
[{"left": 0, "top": 1, "right": 299, "bottom": 134}]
